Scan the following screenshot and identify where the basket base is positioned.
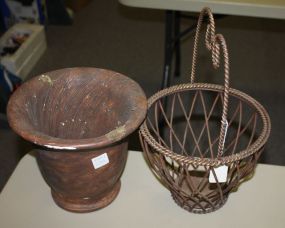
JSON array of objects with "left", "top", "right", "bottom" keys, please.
[
  {"left": 171, "top": 192, "right": 228, "bottom": 214},
  {"left": 51, "top": 181, "right": 121, "bottom": 213}
]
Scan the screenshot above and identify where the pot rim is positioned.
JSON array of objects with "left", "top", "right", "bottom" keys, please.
[{"left": 7, "top": 67, "right": 147, "bottom": 150}]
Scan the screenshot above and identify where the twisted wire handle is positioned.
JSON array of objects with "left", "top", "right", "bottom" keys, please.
[{"left": 190, "top": 7, "right": 230, "bottom": 158}]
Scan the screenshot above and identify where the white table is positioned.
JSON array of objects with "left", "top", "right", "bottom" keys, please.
[
  {"left": 0, "top": 151, "right": 285, "bottom": 228},
  {"left": 119, "top": 0, "right": 285, "bottom": 20}
]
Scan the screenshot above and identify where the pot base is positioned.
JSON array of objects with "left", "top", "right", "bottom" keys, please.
[{"left": 51, "top": 181, "right": 121, "bottom": 213}]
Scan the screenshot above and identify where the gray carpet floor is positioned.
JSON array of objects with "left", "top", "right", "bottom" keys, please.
[{"left": 1, "top": 0, "right": 285, "bottom": 191}]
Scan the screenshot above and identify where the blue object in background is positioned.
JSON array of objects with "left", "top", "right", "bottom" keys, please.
[
  {"left": 0, "top": 65, "right": 22, "bottom": 113},
  {"left": 0, "top": 0, "right": 13, "bottom": 30}
]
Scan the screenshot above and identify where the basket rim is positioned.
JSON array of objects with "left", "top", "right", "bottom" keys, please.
[{"left": 140, "top": 83, "right": 271, "bottom": 166}]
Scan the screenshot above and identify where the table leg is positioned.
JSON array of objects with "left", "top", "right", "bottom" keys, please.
[
  {"left": 160, "top": 10, "right": 175, "bottom": 132},
  {"left": 161, "top": 10, "right": 174, "bottom": 90},
  {"left": 174, "top": 11, "right": 181, "bottom": 77}
]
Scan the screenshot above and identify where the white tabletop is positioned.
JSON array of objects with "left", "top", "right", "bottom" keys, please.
[
  {"left": 0, "top": 151, "right": 285, "bottom": 228},
  {"left": 119, "top": 0, "right": 285, "bottom": 19}
]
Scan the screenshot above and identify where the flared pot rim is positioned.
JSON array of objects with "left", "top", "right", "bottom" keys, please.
[{"left": 7, "top": 67, "right": 147, "bottom": 151}]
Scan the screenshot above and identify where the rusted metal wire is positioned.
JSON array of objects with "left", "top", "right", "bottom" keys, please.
[{"left": 139, "top": 7, "right": 271, "bottom": 213}]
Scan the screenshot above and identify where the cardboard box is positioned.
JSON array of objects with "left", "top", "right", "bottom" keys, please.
[{"left": 0, "top": 23, "right": 46, "bottom": 80}]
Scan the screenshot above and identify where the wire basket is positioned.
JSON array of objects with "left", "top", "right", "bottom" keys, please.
[{"left": 139, "top": 7, "right": 271, "bottom": 214}]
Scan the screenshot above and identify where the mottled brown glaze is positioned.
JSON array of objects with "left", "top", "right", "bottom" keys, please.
[
  {"left": 37, "top": 142, "right": 128, "bottom": 212},
  {"left": 7, "top": 67, "right": 147, "bottom": 212}
]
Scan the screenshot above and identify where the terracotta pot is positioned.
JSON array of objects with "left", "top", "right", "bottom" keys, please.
[{"left": 7, "top": 68, "right": 147, "bottom": 212}]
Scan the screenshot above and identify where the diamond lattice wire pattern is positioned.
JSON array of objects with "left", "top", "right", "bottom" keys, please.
[{"left": 147, "top": 90, "right": 261, "bottom": 159}]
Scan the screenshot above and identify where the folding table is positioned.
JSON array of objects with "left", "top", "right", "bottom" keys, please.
[{"left": 119, "top": 0, "right": 285, "bottom": 89}]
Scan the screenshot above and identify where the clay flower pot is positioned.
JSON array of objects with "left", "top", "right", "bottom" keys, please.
[{"left": 7, "top": 68, "right": 147, "bottom": 212}]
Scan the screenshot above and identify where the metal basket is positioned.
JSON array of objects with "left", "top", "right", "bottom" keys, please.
[{"left": 139, "top": 8, "right": 271, "bottom": 214}]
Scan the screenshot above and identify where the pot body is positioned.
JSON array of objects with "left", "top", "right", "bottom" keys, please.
[
  {"left": 7, "top": 67, "right": 147, "bottom": 213},
  {"left": 36, "top": 141, "right": 128, "bottom": 212}
]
